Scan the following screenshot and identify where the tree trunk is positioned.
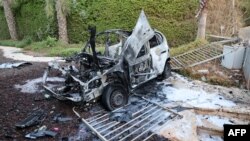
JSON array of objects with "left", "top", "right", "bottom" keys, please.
[
  {"left": 2, "top": 0, "right": 18, "bottom": 40},
  {"left": 55, "top": 0, "right": 68, "bottom": 43},
  {"left": 197, "top": 8, "right": 208, "bottom": 40}
]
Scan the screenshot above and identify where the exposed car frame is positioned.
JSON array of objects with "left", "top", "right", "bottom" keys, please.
[{"left": 43, "top": 11, "right": 171, "bottom": 110}]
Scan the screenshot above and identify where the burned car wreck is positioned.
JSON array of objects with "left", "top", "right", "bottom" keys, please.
[{"left": 43, "top": 11, "right": 171, "bottom": 111}]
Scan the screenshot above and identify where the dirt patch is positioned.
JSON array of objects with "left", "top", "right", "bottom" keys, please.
[
  {"left": 177, "top": 59, "right": 246, "bottom": 88},
  {"left": 0, "top": 50, "right": 81, "bottom": 140}
]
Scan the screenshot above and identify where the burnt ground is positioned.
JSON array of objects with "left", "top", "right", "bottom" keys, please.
[
  {"left": 0, "top": 50, "right": 167, "bottom": 141},
  {"left": 1, "top": 48, "right": 249, "bottom": 141},
  {"left": 0, "top": 50, "right": 90, "bottom": 141}
]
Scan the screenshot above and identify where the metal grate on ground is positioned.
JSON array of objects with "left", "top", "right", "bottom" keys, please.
[
  {"left": 73, "top": 96, "right": 181, "bottom": 141},
  {"left": 170, "top": 44, "right": 224, "bottom": 70}
]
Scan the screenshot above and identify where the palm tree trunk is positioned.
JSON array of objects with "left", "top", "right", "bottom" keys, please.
[
  {"left": 196, "top": 8, "right": 208, "bottom": 40},
  {"left": 2, "top": 0, "right": 18, "bottom": 40},
  {"left": 55, "top": 0, "right": 68, "bottom": 43}
]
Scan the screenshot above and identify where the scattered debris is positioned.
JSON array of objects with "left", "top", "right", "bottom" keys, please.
[
  {"left": 4, "top": 128, "right": 18, "bottom": 139},
  {"left": 201, "top": 76, "right": 207, "bottom": 81},
  {"left": 52, "top": 127, "right": 59, "bottom": 132},
  {"left": 15, "top": 109, "right": 45, "bottom": 128},
  {"left": 73, "top": 95, "right": 180, "bottom": 141},
  {"left": 53, "top": 113, "right": 73, "bottom": 123},
  {"left": 0, "top": 62, "right": 31, "bottom": 69},
  {"left": 198, "top": 133, "right": 223, "bottom": 141},
  {"left": 2, "top": 61, "right": 249, "bottom": 141},
  {"left": 73, "top": 107, "right": 107, "bottom": 141},
  {"left": 215, "top": 71, "right": 227, "bottom": 77},
  {"left": 25, "top": 125, "right": 57, "bottom": 139},
  {"left": 197, "top": 69, "right": 209, "bottom": 74},
  {"left": 158, "top": 110, "right": 199, "bottom": 141},
  {"left": 0, "top": 9, "right": 249, "bottom": 141},
  {"left": 109, "top": 109, "right": 133, "bottom": 123},
  {"left": 64, "top": 123, "right": 94, "bottom": 141},
  {"left": 44, "top": 94, "right": 51, "bottom": 99},
  {"left": 15, "top": 77, "right": 65, "bottom": 94},
  {"left": 197, "top": 115, "right": 233, "bottom": 131}
]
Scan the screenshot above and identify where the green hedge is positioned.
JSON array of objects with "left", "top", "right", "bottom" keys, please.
[
  {"left": 68, "top": 0, "right": 198, "bottom": 47},
  {"left": 0, "top": 0, "right": 198, "bottom": 47},
  {"left": 0, "top": 8, "right": 10, "bottom": 39},
  {"left": 14, "top": 0, "right": 56, "bottom": 40}
]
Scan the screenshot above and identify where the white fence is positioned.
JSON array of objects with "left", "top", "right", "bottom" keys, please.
[{"left": 243, "top": 47, "right": 250, "bottom": 90}]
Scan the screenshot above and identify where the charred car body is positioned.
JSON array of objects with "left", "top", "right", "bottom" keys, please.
[{"left": 43, "top": 11, "right": 171, "bottom": 110}]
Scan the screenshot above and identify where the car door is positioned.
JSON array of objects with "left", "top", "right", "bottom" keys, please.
[
  {"left": 122, "top": 11, "right": 155, "bottom": 88},
  {"left": 149, "top": 32, "right": 169, "bottom": 74},
  {"left": 129, "top": 43, "right": 154, "bottom": 88}
]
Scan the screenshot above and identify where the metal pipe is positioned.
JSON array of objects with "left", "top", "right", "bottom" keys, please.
[
  {"left": 131, "top": 116, "right": 172, "bottom": 141},
  {"left": 118, "top": 113, "right": 164, "bottom": 141},
  {"left": 106, "top": 108, "right": 162, "bottom": 140},
  {"left": 191, "top": 49, "right": 207, "bottom": 60},
  {"left": 173, "top": 57, "right": 184, "bottom": 68},
  {"left": 88, "top": 104, "right": 129, "bottom": 123},
  {"left": 98, "top": 104, "right": 154, "bottom": 132},
  {"left": 132, "top": 103, "right": 154, "bottom": 116},
  {"left": 73, "top": 107, "right": 108, "bottom": 141},
  {"left": 143, "top": 133, "right": 155, "bottom": 141},
  {"left": 136, "top": 95, "right": 182, "bottom": 117},
  {"left": 88, "top": 114, "right": 108, "bottom": 123},
  {"left": 91, "top": 102, "right": 148, "bottom": 126},
  {"left": 207, "top": 34, "right": 233, "bottom": 40},
  {"left": 91, "top": 117, "right": 109, "bottom": 127},
  {"left": 101, "top": 105, "right": 157, "bottom": 134},
  {"left": 86, "top": 113, "right": 102, "bottom": 121},
  {"left": 132, "top": 72, "right": 156, "bottom": 76},
  {"left": 99, "top": 122, "right": 120, "bottom": 134},
  {"left": 95, "top": 121, "right": 117, "bottom": 130},
  {"left": 90, "top": 103, "right": 143, "bottom": 126},
  {"left": 198, "top": 48, "right": 215, "bottom": 58}
]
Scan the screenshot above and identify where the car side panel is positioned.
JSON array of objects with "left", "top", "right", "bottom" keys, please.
[{"left": 150, "top": 33, "right": 169, "bottom": 74}]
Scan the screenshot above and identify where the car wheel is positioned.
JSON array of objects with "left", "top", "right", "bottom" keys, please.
[
  {"left": 158, "top": 62, "right": 171, "bottom": 80},
  {"left": 163, "top": 62, "right": 171, "bottom": 79},
  {"left": 102, "top": 83, "right": 128, "bottom": 111}
]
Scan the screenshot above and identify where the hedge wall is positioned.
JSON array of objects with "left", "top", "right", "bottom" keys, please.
[
  {"left": 0, "top": 0, "right": 198, "bottom": 47},
  {"left": 14, "top": 0, "right": 56, "bottom": 40},
  {"left": 68, "top": 0, "right": 198, "bottom": 47}
]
